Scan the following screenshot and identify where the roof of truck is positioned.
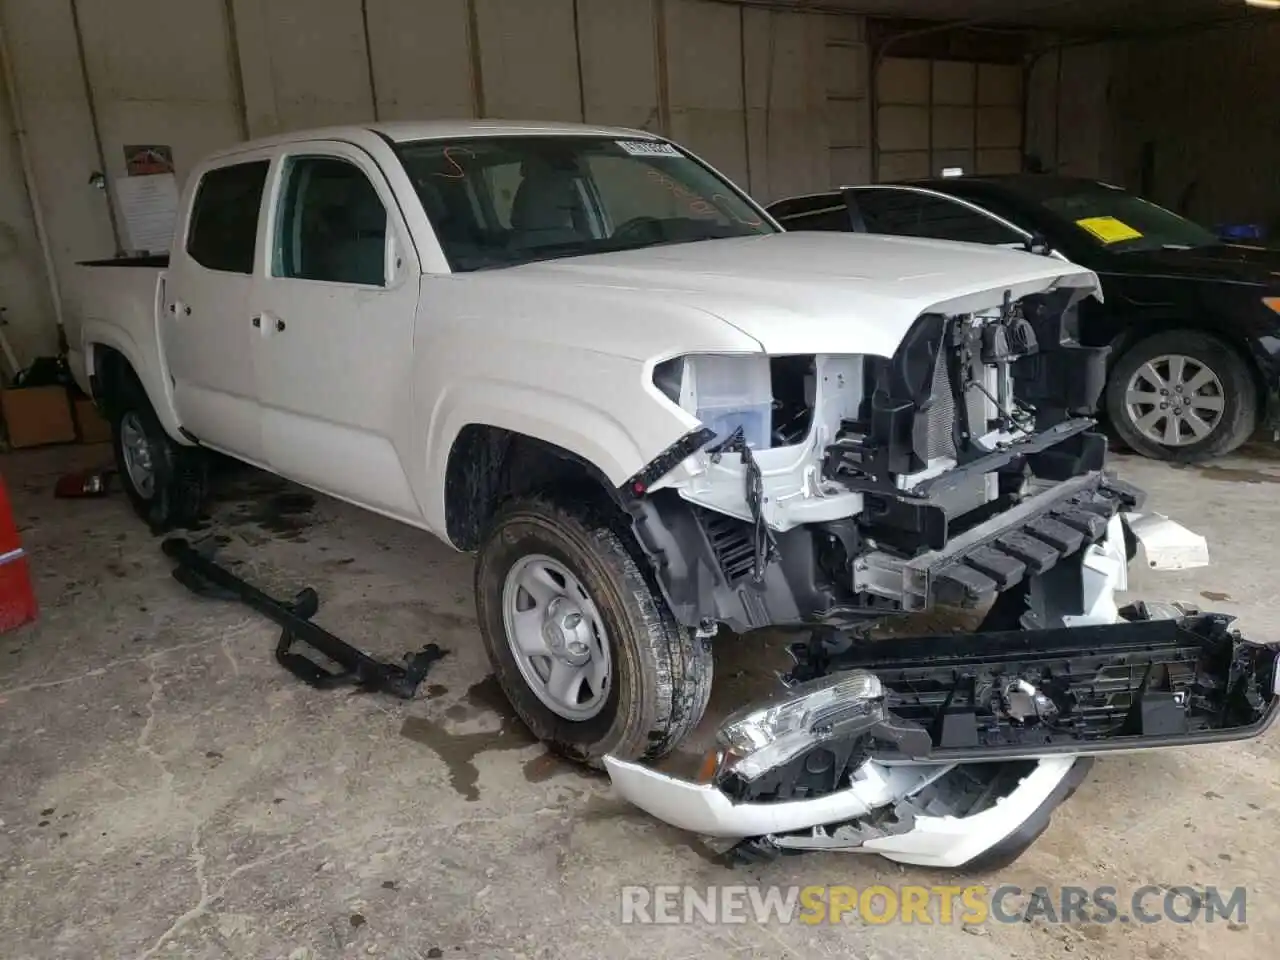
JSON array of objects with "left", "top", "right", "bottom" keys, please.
[{"left": 206, "top": 119, "right": 660, "bottom": 161}]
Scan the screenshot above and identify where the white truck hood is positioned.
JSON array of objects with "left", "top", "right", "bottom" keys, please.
[{"left": 513, "top": 232, "right": 1099, "bottom": 357}]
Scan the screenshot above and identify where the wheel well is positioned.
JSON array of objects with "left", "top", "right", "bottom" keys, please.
[
  {"left": 1107, "top": 322, "right": 1266, "bottom": 415},
  {"left": 91, "top": 344, "right": 136, "bottom": 417},
  {"left": 443, "top": 425, "right": 621, "bottom": 550}
]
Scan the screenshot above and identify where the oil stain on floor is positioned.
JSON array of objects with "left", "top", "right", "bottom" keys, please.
[
  {"left": 400, "top": 676, "right": 595, "bottom": 800},
  {"left": 1189, "top": 464, "right": 1280, "bottom": 485}
]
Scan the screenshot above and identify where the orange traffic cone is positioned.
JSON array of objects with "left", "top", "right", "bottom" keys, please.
[{"left": 0, "top": 474, "right": 38, "bottom": 633}]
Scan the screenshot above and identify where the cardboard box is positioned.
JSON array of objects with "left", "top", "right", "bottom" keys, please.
[
  {"left": 73, "top": 397, "right": 113, "bottom": 444},
  {"left": 1, "top": 385, "right": 77, "bottom": 448}
]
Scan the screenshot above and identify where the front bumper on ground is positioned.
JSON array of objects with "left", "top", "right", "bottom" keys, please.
[
  {"left": 604, "top": 754, "right": 1088, "bottom": 868},
  {"left": 603, "top": 608, "right": 1279, "bottom": 867}
]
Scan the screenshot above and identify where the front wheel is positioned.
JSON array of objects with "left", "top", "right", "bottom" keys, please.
[
  {"left": 1106, "top": 330, "right": 1256, "bottom": 462},
  {"left": 475, "top": 496, "right": 712, "bottom": 765}
]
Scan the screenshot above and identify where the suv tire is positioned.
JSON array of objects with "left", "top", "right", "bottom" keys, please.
[{"left": 1106, "top": 330, "right": 1255, "bottom": 462}]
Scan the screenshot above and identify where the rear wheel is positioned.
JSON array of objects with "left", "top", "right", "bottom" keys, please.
[
  {"left": 1106, "top": 330, "right": 1256, "bottom": 462},
  {"left": 475, "top": 496, "right": 712, "bottom": 765},
  {"left": 108, "top": 372, "right": 207, "bottom": 531}
]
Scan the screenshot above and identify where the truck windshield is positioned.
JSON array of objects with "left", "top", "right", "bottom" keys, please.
[{"left": 395, "top": 135, "right": 775, "bottom": 271}]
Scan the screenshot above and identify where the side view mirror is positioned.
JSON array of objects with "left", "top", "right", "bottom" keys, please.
[{"left": 1024, "top": 232, "right": 1052, "bottom": 257}]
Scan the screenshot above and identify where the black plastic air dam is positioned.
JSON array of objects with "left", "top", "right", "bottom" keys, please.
[{"left": 785, "top": 611, "right": 1279, "bottom": 763}]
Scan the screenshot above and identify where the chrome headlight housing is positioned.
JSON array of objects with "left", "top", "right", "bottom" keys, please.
[{"left": 713, "top": 670, "right": 885, "bottom": 782}]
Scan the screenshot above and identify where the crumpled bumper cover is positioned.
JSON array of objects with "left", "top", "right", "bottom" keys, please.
[
  {"left": 603, "top": 754, "right": 1087, "bottom": 868},
  {"left": 603, "top": 611, "right": 1279, "bottom": 865}
]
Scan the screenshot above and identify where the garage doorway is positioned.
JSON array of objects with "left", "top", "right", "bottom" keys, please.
[{"left": 874, "top": 56, "right": 1023, "bottom": 181}]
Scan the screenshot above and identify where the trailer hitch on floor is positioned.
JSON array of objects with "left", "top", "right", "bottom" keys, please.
[{"left": 162, "top": 537, "right": 445, "bottom": 699}]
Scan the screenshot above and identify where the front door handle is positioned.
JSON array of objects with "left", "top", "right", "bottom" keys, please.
[
  {"left": 251, "top": 316, "right": 261, "bottom": 328},
  {"left": 170, "top": 300, "right": 191, "bottom": 317}
]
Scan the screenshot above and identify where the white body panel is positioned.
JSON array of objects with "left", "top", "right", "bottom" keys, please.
[
  {"left": 248, "top": 141, "right": 424, "bottom": 520},
  {"left": 70, "top": 264, "right": 182, "bottom": 437},
  {"left": 72, "top": 120, "right": 1099, "bottom": 547},
  {"left": 603, "top": 754, "right": 1079, "bottom": 868},
  {"left": 1125, "top": 512, "right": 1212, "bottom": 571}
]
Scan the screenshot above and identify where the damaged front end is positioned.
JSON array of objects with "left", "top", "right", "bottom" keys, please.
[
  {"left": 624, "top": 281, "right": 1127, "bottom": 634},
  {"left": 607, "top": 266, "right": 1276, "bottom": 868},
  {"left": 604, "top": 604, "right": 1280, "bottom": 868}
]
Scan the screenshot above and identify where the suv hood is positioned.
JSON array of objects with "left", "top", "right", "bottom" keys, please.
[{"left": 512, "top": 233, "right": 1098, "bottom": 356}]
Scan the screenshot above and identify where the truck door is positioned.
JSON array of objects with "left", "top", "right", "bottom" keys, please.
[
  {"left": 247, "top": 141, "right": 422, "bottom": 520},
  {"left": 162, "top": 153, "right": 274, "bottom": 466}
]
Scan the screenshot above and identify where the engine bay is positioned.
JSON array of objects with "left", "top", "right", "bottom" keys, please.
[{"left": 625, "top": 284, "right": 1116, "bottom": 631}]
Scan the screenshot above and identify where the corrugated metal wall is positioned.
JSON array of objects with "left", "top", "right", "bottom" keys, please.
[
  {"left": 5, "top": 1, "right": 1265, "bottom": 367},
  {"left": 875, "top": 56, "right": 1022, "bottom": 181},
  {"left": 0, "top": 0, "right": 881, "bottom": 364}
]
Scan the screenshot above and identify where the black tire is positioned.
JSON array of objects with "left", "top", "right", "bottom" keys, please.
[
  {"left": 475, "top": 496, "right": 713, "bottom": 765},
  {"left": 1106, "top": 330, "right": 1256, "bottom": 462},
  {"left": 108, "top": 372, "right": 208, "bottom": 532}
]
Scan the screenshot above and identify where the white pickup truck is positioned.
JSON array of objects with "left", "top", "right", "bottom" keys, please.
[{"left": 73, "top": 121, "right": 1277, "bottom": 868}]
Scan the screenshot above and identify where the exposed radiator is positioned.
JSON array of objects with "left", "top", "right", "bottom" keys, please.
[{"left": 924, "top": 356, "right": 957, "bottom": 460}]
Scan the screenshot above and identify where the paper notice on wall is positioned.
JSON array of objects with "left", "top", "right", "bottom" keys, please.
[{"left": 114, "top": 173, "right": 180, "bottom": 254}]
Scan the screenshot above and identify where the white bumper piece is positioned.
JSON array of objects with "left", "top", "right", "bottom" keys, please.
[
  {"left": 603, "top": 755, "right": 1082, "bottom": 868},
  {"left": 1123, "top": 512, "right": 1210, "bottom": 571}
]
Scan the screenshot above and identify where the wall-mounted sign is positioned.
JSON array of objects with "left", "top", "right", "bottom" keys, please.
[
  {"left": 123, "top": 144, "right": 174, "bottom": 177},
  {"left": 115, "top": 174, "right": 179, "bottom": 254}
]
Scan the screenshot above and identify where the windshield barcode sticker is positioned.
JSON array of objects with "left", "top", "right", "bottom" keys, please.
[{"left": 617, "top": 139, "right": 681, "bottom": 158}]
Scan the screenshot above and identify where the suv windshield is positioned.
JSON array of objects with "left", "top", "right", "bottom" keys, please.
[
  {"left": 1039, "top": 185, "right": 1219, "bottom": 253},
  {"left": 396, "top": 135, "right": 773, "bottom": 271}
]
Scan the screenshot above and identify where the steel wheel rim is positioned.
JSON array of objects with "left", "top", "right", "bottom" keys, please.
[
  {"left": 1124, "top": 354, "right": 1226, "bottom": 448},
  {"left": 119, "top": 412, "right": 156, "bottom": 499},
  {"left": 501, "top": 554, "right": 612, "bottom": 721}
]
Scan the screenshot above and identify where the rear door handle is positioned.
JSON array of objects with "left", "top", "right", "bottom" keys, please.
[
  {"left": 170, "top": 300, "right": 191, "bottom": 317},
  {"left": 254, "top": 313, "right": 286, "bottom": 333}
]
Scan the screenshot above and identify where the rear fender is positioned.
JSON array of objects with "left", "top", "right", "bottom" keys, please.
[{"left": 83, "top": 320, "right": 184, "bottom": 441}]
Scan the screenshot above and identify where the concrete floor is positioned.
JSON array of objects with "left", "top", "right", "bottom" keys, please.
[{"left": 0, "top": 442, "right": 1276, "bottom": 960}]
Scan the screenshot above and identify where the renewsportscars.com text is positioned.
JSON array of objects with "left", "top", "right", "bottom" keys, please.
[{"left": 619, "top": 884, "right": 1247, "bottom": 926}]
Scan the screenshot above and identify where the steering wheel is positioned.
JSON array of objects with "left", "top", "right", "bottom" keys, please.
[{"left": 612, "top": 216, "right": 663, "bottom": 242}]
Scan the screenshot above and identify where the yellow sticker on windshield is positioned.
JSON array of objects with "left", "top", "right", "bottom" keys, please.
[{"left": 1075, "top": 216, "right": 1143, "bottom": 244}]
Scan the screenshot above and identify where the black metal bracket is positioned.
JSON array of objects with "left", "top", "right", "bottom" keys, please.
[{"left": 162, "top": 537, "right": 445, "bottom": 699}]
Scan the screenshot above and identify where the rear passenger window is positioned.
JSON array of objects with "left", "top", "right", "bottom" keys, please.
[
  {"left": 275, "top": 157, "right": 388, "bottom": 287},
  {"left": 186, "top": 161, "right": 269, "bottom": 274}
]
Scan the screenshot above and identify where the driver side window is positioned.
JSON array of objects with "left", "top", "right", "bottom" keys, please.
[{"left": 275, "top": 156, "right": 388, "bottom": 287}]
